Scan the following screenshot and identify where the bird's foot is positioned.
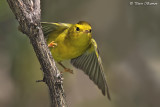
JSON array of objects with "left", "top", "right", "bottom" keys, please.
[
  {"left": 64, "top": 68, "right": 73, "bottom": 74},
  {"left": 48, "top": 41, "right": 57, "bottom": 48}
]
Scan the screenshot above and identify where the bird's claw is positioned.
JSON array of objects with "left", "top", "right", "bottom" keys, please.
[
  {"left": 48, "top": 41, "right": 57, "bottom": 48},
  {"left": 64, "top": 68, "right": 73, "bottom": 74}
]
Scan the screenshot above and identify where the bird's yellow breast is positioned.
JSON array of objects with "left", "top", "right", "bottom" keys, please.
[{"left": 48, "top": 30, "right": 91, "bottom": 62}]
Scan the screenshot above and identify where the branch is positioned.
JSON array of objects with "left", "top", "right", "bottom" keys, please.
[{"left": 7, "top": 0, "right": 67, "bottom": 107}]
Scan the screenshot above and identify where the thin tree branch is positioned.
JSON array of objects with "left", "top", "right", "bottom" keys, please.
[{"left": 7, "top": 0, "right": 67, "bottom": 107}]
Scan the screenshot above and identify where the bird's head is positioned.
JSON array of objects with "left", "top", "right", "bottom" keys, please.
[{"left": 68, "top": 21, "right": 92, "bottom": 39}]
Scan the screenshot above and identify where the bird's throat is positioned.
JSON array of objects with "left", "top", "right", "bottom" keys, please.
[{"left": 70, "top": 33, "right": 91, "bottom": 48}]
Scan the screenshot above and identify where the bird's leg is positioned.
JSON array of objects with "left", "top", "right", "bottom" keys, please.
[
  {"left": 58, "top": 62, "right": 73, "bottom": 74},
  {"left": 48, "top": 41, "right": 57, "bottom": 48}
]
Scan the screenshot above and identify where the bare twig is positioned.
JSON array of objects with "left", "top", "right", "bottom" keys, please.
[{"left": 7, "top": 0, "right": 67, "bottom": 107}]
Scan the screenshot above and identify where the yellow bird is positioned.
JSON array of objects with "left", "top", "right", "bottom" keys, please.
[{"left": 41, "top": 21, "right": 111, "bottom": 100}]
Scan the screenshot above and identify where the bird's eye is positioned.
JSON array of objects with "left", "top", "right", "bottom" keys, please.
[
  {"left": 76, "top": 27, "right": 80, "bottom": 31},
  {"left": 90, "top": 29, "right": 92, "bottom": 33}
]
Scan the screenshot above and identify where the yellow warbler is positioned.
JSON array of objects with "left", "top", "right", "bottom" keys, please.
[{"left": 41, "top": 21, "right": 110, "bottom": 100}]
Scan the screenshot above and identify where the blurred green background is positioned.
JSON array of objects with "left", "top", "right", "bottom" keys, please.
[{"left": 0, "top": 0, "right": 160, "bottom": 107}]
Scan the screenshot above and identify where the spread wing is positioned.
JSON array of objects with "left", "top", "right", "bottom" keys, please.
[
  {"left": 71, "top": 39, "right": 111, "bottom": 100},
  {"left": 41, "top": 22, "right": 72, "bottom": 38}
]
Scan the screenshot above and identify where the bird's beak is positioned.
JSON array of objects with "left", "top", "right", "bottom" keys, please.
[{"left": 84, "top": 30, "right": 90, "bottom": 33}]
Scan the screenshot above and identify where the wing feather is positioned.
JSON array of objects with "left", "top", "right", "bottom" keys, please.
[
  {"left": 41, "top": 22, "right": 71, "bottom": 38},
  {"left": 71, "top": 39, "right": 111, "bottom": 100},
  {"left": 88, "top": 53, "right": 96, "bottom": 80}
]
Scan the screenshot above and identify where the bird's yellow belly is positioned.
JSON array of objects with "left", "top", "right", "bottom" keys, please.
[{"left": 50, "top": 43, "right": 88, "bottom": 62}]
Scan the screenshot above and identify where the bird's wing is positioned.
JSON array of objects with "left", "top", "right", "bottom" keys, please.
[
  {"left": 71, "top": 39, "right": 111, "bottom": 100},
  {"left": 41, "top": 22, "right": 72, "bottom": 38}
]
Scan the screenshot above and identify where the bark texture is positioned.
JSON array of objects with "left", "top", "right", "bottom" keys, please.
[{"left": 7, "top": 0, "right": 67, "bottom": 107}]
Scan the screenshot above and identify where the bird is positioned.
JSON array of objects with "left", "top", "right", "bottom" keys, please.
[{"left": 41, "top": 21, "right": 111, "bottom": 100}]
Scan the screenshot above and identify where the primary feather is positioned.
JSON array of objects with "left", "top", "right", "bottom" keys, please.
[{"left": 71, "top": 39, "right": 111, "bottom": 99}]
